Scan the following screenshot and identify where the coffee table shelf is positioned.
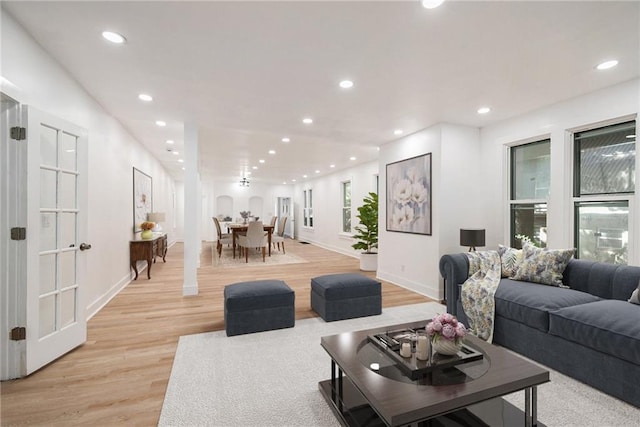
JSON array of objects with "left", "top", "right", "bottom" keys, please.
[{"left": 318, "top": 376, "right": 546, "bottom": 427}]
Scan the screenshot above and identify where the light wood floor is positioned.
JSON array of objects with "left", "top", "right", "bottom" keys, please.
[{"left": 0, "top": 240, "right": 433, "bottom": 426}]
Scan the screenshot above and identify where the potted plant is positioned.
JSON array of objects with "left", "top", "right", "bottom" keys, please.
[{"left": 351, "top": 192, "right": 378, "bottom": 271}]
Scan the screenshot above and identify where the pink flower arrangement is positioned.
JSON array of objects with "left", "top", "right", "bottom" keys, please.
[{"left": 426, "top": 313, "right": 467, "bottom": 344}]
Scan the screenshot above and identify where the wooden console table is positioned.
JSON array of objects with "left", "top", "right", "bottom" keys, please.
[{"left": 130, "top": 233, "right": 167, "bottom": 280}]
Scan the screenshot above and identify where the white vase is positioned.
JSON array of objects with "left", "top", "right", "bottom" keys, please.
[
  {"left": 359, "top": 253, "right": 378, "bottom": 271},
  {"left": 432, "top": 338, "right": 462, "bottom": 356}
]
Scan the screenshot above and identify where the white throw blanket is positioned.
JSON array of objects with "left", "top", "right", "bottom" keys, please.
[{"left": 461, "top": 250, "right": 501, "bottom": 342}]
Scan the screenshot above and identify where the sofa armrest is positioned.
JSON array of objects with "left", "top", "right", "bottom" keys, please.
[{"left": 439, "top": 253, "right": 470, "bottom": 316}]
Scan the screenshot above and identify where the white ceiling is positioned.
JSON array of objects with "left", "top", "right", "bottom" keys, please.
[{"left": 3, "top": 1, "right": 639, "bottom": 184}]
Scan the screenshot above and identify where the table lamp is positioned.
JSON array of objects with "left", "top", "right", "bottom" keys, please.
[
  {"left": 147, "top": 212, "right": 166, "bottom": 232},
  {"left": 460, "top": 228, "right": 485, "bottom": 252}
]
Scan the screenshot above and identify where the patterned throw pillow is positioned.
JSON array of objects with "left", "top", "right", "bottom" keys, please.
[
  {"left": 498, "top": 245, "right": 523, "bottom": 278},
  {"left": 511, "top": 244, "right": 575, "bottom": 287},
  {"left": 629, "top": 280, "right": 640, "bottom": 305}
]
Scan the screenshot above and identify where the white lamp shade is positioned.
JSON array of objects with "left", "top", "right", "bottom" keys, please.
[
  {"left": 147, "top": 212, "right": 166, "bottom": 223},
  {"left": 147, "top": 212, "right": 166, "bottom": 232}
]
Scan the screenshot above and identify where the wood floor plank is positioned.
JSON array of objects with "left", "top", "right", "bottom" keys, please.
[{"left": 0, "top": 240, "right": 433, "bottom": 426}]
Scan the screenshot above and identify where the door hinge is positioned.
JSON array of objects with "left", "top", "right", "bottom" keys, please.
[
  {"left": 10, "top": 227, "right": 26, "bottom": 240},
  {"left": 10, "top": 327, "right": 26, "bottom": 341},
  {"left": 10, "top": 126, "right": 26, "bottom": 141}
]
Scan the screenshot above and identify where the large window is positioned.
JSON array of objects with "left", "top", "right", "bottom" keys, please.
[
  {"left": 303, "top": 189, "right": 313, "bottom": 228},
  {"left": 341, "top": 181, "right": 351, "bottom": 233},
  {"left": 509, "top": 140, "right": 550, "bottom": 248},
  {"left": 573, "top": 121, "right": 635, "bottom": 264}
]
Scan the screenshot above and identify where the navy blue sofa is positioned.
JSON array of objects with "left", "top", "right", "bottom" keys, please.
[{"left": 440, "top": 254, "right": 640, "bottom": 408}]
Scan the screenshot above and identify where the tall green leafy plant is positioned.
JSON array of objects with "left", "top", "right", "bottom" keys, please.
[{"left": 351, "top": 192, "right": 378, "bottom": 254}]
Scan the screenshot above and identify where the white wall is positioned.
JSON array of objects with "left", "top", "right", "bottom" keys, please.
[
  {"left": 479, "top": 79, "right": 640, "bottom": 265},
  {"left": 2, "top": 13, "right": 178, "bottom": 317},
  {"left": 377, "top": 124, "right": 481, "bottom": 300},
  {"left": 295, "top": 161, "right": 379, "bottom": 257}
]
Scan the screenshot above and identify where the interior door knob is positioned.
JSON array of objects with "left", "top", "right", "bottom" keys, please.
[{"left": 79, "top": 243, "right": 92, "bottom": 251}]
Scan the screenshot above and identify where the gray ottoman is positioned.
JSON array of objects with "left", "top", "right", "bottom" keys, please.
[
  {"left": 311, "top": 273, "right": 382, "bottom": 322},
  {"left": 224, "top": 280, "right": 295, "bottom": 336}
]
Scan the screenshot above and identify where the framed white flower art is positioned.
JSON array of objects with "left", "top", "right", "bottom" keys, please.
[
  {"left": 133, "top": 167, "right": 153, "bottom": 232},
  {"left": 386, "top": 153, "right": 432, "bottom": 235}
]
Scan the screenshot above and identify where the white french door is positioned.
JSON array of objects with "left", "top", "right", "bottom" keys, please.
[{"left": 24, "top": 106, "right": 88, "bottom": 375}]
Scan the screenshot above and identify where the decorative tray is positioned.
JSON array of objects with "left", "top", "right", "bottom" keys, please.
[{"left": 367, "top": 327, "right": 483, "bottom": 380}]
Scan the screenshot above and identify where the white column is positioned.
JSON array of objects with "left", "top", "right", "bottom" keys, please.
[{"left": 183, "top": 122, "right": 199, "bottom": 296}]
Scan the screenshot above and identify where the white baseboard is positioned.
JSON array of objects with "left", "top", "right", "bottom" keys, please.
[
  {"left": 297, "top": 238, "right": 358, "bottom": 259},
  {"left": 86, "top": 272, "right": 133, "bottom": 321},
  {"left": 182, "top": 284, "right": 199, "bottom": 296},
  {"left": 376, "top": 269, "right": 440, "bottom": 301}
]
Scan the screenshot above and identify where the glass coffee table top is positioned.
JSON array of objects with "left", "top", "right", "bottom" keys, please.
[{"left": 356, "top": 338, "right": 491, "bottom": 386}]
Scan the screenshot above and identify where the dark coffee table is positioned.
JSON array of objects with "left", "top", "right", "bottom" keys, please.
[{"left": 319, "top": 319, "right": 549, "bottom": 426}]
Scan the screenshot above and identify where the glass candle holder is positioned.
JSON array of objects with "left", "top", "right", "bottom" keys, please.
[
  {"left": 415, "top": 331, "right": 430, "bottom": 361},
  {"left": 399, "top": 337, "right": 412, "bottom": 358}
]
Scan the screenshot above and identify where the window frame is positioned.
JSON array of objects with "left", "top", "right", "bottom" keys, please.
[
  {"left": 341, "top": 180, "right": 352, "bottom": 234},
  {"left": 303, "top": 188, "right": 313, "bottom": 229},
  {"left": 507, "top": 138, "right": 551, "bottom": 248},
  {"left": 571, "top": 119, "right": 635, "bottom": 264}
]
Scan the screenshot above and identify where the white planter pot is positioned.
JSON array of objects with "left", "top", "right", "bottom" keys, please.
[{"left": 359, "top": 252, "right": 378, "bottom": 272}]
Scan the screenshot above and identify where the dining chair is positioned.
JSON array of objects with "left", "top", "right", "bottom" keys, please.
[
  {"left": 270, "top": 216, "right": 278, "bottom": 227},
  {"left": 237, "top": 221, "right": 269, "bottom": 262},
  {"left": 213, "top": 217, "right": 233, "bottom": 257},
  {"left": 271, "top": 216, "right": 288, "bottom": 254}
]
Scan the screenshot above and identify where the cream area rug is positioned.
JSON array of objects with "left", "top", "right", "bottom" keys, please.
[
  {"left": 212, "top": 244, "right": 307, "bottom": 268},
  {"left": 159, "top": 302, "right": 639, "bottom": 427}
]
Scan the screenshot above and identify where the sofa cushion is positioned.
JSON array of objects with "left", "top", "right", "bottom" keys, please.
[
  {"left": 511, "top": 244, "right": 574, "bottom": 286},
  {"left": 613, "top": 267, "right": 640, "bottom": 301},
  {"left": 629, "top": 280, "right": 640, "bottom": 304},
  {"left": 495, "top": 279, "right": 602, "bottom": 332},
  {"left": 498, "top": 245, "right": 523, "bottom": 278},
  {"left": 549, "top": 300, "right": 640, "bottom": 365}
]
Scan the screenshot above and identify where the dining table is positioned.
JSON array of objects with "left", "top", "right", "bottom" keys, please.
[{"left": 227, "top": 223, "right": 275, "bottom": 258}]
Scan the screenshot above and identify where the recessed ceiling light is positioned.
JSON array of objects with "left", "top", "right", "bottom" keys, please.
[
  {"left": 102, "top": 31, "right": 126, "bottom": 44},
  {"left": 349, "top": 156, "right": 356, "bottom": 161},
  {"left": 339, "top": 80, "right": 354, "bottom": 89},
  {"left": 303, "top": 175, "right": 308, "bottom": 178},
  {"left": 596, "top": 60, "right": 618, "bottom": 70},
  {"left": 282, "top": 137, "right": 290, "bottom": 143},
  {"left": 166, "top": 140, "right": 174, "bottom": 144},
  {"left": 246, "top": 171, "right": 252, "bottom": 175},
  {"left": 283, "top": 182, "right": 287, "bottom": 185},
  {"left": 138, "top": 93, "right": 153, "bottom": 102},
  {"left": 422, "top": 0, "right": 445, "bottom": 9},
  {"left": 268, "top": 150, "right": 276, "bottom": 154},
  {"left": 330, "top": 164, "right": 335, "bottom": 168},
  {"left": 292, "top": 179, "right": 297, "bottom": 182},
  {"left": 172, "top": 151, "right": 179, "bottom": 155},
  {"left": 252, "top": 166, "right": 258, "bottom": 170},
  {"left": 181, "top": 167, "right": 185, "bottom": 170},
  {"left": 315, "top": 170, "right": 320, "bottom": 174},
  {"left": 156, "top": 120, "right": 166, "bottom": 126},
  {"left": 302, "top": 118, "right": 313, "bottom": 124},
  {"left": 259, "top": 159, "right": 265, "bottom": 164},
  {"left": 477, "top": 107, "right": 491, "bottom": 114},
  {"left": 394, "top": 129, "right": 403, "bottom": 135},
  {"left": 178, "top": 159, "right": 184, "bottom": 163}
]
